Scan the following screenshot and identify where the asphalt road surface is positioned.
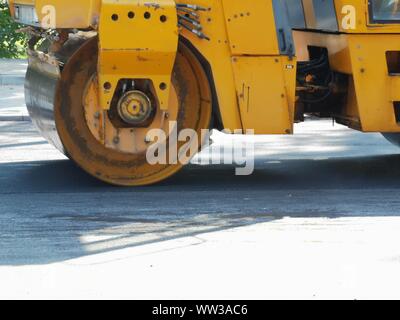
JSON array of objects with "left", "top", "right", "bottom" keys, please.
[{"left": 1, "top": 119, "right": 400, "bottom": 299}]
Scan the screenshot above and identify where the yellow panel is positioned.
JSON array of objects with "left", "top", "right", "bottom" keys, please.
[
  {"left": 221, "top": 0, "right": 279, "bottom": 55},
  {"left": 293, "top": 31, "right": 352, "bottom": 74},
  {"left": 98, "top": 0, "right": 178, "bottom": 110},
  {"left": 334, "top": 0, "right": 400, "bottom": 34},
  {"left": 299, "top": 0, "right": 400, "bottom": 34},
  {"left": 390, "top": 78, "right": 400, "bottom": 102},
  {"left": 295, "top": 30, "right": 400, "bottom": 132},
  {"left": 231, "top": 56, "right": 297, "bottom": 134},
  {"left": 12, "top": 0, "right": 101, "bottom": 28},
  {"left": 175, "top": 0, "right": 243, "bottom": 131},
  {"left": 347, "top": 35, "right": 400, "bottom": 132},
  {"left": 344, "top": 78, "right": 362, "bottom": 127}
]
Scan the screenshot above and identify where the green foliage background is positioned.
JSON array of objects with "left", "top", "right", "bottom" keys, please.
[{"left": 0, "top": 0, "right": 27, "bottom": 58}]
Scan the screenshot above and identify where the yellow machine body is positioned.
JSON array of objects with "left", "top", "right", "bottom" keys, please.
[
  {"left": 97, "top": 0, "right": 178, "bottom": 111},
  {"left": 8, "top": 0, "right": 400, "bottom": 185},
  {"left": 8, "top": 0, "right": 100, "bottom": 28},
  {"left": 170, "top": 0, "right": 298, "bottom": 134},
  {"left": 10, "top": 0, "right": 400, "bottom": 134},
  {"left": 9, "top": 0, "right": 298, "bottom": 134},
  {"left": 294, "top": 0, "right": 400, "bottom": 132}
]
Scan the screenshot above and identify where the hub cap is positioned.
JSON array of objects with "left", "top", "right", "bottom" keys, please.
[{"left": 117, "top": 90, "right": 154, "bottom": 126}]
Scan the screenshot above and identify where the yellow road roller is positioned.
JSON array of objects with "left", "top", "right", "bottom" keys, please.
[{"left": 6, "top": 0, "right": 400, "bottom": 185}]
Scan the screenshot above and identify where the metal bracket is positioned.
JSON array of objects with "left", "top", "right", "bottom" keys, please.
[{"left": 98, "top": 0, "right": 178, "bottom": 111}]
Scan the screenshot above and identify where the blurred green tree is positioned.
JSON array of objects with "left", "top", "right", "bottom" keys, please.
[{"left": 0, "top": 0, "right": 27, "bottom": 58}]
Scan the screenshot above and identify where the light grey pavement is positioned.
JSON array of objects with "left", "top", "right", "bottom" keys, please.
[
  {"left": 0, "top": 59, "right": 27, "bottom": 75},
  {"left": 0, "top": 59, "right": 27, "bottom": 86},
  {"left": 1, "top": 119, "right": 400, "bottom": 299},
  {"left": 0, "top": 86, "right": 29, "bottom": 121},
  {"left": 0, "top": 59, "right": 28, "bottom": 121}
]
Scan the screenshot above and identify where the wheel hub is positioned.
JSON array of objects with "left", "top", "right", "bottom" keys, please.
[{"left": 117, "top": 90, "right": 154, "bottom": 126}]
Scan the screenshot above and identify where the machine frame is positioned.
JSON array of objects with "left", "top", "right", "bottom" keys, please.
[{"left": 6, "top": 0, "right": 400, "bottom": 185}]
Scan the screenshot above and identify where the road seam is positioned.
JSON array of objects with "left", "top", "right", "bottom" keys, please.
[{"left": 0, "top": 116, "right": 30, "bottom": 122}]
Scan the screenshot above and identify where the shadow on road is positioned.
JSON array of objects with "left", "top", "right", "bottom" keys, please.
[
  {"left": 0, "top": 154, "right": 400, "bottom": 265},
  {"left": 1, "top": 154, "right": 400, "bottom": 191}
]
